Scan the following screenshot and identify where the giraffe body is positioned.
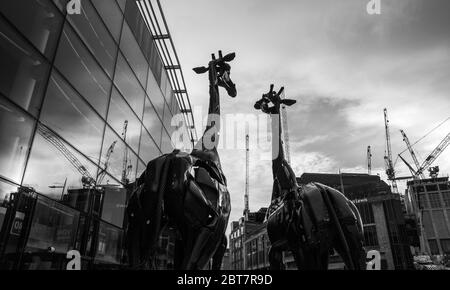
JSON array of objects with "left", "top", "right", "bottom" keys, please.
[{"left": 126, "top": 52, "right": 236, "bottom": 269}]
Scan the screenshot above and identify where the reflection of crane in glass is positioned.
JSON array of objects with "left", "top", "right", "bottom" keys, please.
[
  {"left": 37, "top": 123, "right": 95, "bottom": 188},
  {"left": 97, "top": 141, "right": 117, "bottom": 185},
  {"left": 121, "top": 120, "right": 132, "bottom": 184}
]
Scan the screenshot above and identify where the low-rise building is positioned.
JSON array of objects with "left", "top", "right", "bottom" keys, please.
[{"left": 229, "top": 208, "right": 266, "bottom": 270}]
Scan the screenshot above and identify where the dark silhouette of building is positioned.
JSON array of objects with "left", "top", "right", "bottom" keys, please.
[{"left": 298, "top": 172, "right": 414, "bottom": 270}]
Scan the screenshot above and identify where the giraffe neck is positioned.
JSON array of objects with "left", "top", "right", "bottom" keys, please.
[
  {"left": 271, "top": 106, "right": 285, "bottom": 168},
  {"left": 195, "top": 63, "right": 221, "bottom": 152},
  {"left": 270, "top": 105, "right": 287, "bottom": 201}
]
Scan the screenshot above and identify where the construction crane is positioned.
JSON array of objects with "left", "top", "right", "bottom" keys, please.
[
  {"left": 37, "top": 123, "right": 95, "bottom": 188},
  {"left": 367, "top": 146, "right": 372, "bottom": 175},
  {"left": 428, "top": 166, "right": 440, "bottom": 178},
  {"left": 416, "top": 132, "right": 450, "bottom": 178},
  {"left": 244, "top": 134, "right": 250, "bottom": 220},
  {"left": 400, "top": 129, "right": 424, "bottom": 179},
  {"left": 121, "top": 120, "right": 132, "bottom": 184},
  {"left": 383, "top": 108, "right": 398, "bottom": 193},
  {"left": 280, "top": 90, "right": 291, "bottom": 165},
  {"left": 97, "top": 141, "right": 117, "bottom": 185},
  {"left": 397, "top": 154, "right": 416, "bottom": 179}
]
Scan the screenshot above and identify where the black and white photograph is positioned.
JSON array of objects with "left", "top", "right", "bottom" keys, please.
[{"left": 0, "top": 0, "right": 449, "bottom": 283}]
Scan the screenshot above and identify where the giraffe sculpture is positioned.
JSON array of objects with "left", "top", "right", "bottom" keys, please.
[
  {"left": 126, "top": 51, "right": 236, "bottom": 270},
  {"left": 254, "top": 84, "right": 366, "bottom": 270}
]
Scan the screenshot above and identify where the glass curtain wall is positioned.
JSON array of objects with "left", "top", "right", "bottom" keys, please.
[{"left": 0, "top": 0, "right": 187, "bottom": 269}]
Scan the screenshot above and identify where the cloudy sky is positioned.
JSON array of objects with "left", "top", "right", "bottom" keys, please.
[{"left": 161, "top": 0, "right": 450, "bottom": 236}]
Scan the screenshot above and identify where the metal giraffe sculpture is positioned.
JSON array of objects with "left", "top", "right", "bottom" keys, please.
[
  {"left": 254, "top": 84, "right": 366, "bottom": 270},
  {"left": 126, "top": 51, "right": 236, "bottom": 270}
]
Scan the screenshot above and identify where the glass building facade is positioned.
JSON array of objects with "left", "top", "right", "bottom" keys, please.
[{"left": 0, "top": 0, "right": 193, "bottom": 269}]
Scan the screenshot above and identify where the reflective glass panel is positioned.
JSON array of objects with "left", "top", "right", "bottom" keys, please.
[
  {"left": 163, "top": 103, "right": 174, "bottom": 135},
  {"left": 0, "top": 17, "right": 50, "bottom": 117},
  {"left": 52, "top": 0, "right": 69, "bottom": 12},
  {"left": 40, "top": 71, "right": 105, "bottom": 160},
  {"left": 0, "top": 179, "right": 17, "bottom": 205},
  {"left": 170, "top": 92, "right": 179, "bottom": 115},
  {"left": 25, "top": 197, "right": 79, "bottom": 254},
  {"left": 0, "top": 97, "right": 35, "bottom": 183},
  {"left": 101, "top": 186, "right": 126, "bottom": 227},
  {"left": 95, "top": 221, "right": 123, "bottom": 264},
  {"left": 120, "top": 22, "right": 148, "bottom": 87},
  {"left": 160, "top": 71, "right": 170, "bottom": 103},
  {"left": 117, "top": 0, "right": 126, "bottom": 12},
  {"left": 161, "top": 130, "right": 173, "bottom": 154},
  {"left": 113, "top": 53, "right": 145, "bottom": 118},
  {"left": 107, "top": 87, "right": 141, "bottom": 153},
  {"left": 67, "top": 0, "right": 117, "bottom": 78},
  {"left": 23, "top": 133, "right": 99, "bottom": 200},
  {"left": 143, "top": 97, "right": 162, "bottom": 148},
  {"left": 146, "top": 67, "right": 165, "bottom": 120},
  {"left": 139, "top": 129, "right": 160, "bottom": 165},
  {"left": 55, "top": 23, "right": 111, "bottom": 117},
  {"left": 0, "top": 180, "right": 18, "bottom": 232},
  {"left": 100, "top": 126, "right": 138, "bottom": 184},
  {"left": 136, "top": 160, "right": 146, "bottom": 180},
  {"left": 0, "top": 0, "right": 64, "bottom": 59},
  {"left": 91, "top": 0, "right": 123, "bottom": 42}
]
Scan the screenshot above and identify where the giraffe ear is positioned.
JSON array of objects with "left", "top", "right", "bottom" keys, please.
[
  {"left": 193, "top": 66, "right": 208, "bottom": 74},
  {"left": 276, "top": 86, "right": 285, "bottom": 97},
  {"left": 222, "top": 52, "right": 235, "bottom": 62},
  {"left": 281, "top": 99, "right": 296, "bottom": 106}
]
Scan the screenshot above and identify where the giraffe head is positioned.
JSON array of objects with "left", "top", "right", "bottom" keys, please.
[
  {"left": 193, "top": 51, "right": 237, "bottom": 98},
  {"left": 254, "top": 84, "right": 296, "bottom": 114}
]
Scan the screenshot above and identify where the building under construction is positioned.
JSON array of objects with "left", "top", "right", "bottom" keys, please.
[
  {"left": 0, "top": 0, "right": 195, "bottom": 269},
  {"left": 406, "top": 176, "right": 450, "bottom": 256}
]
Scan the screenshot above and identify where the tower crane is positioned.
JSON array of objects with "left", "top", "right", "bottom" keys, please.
[
  {"left": 383, "top": 108, "right": 398, "bottom": 193},
  {"left": 244, "top": 134, "right": 250, "bottom": 220},
  {"left": 400, "top": 129, "right": 425, "bottom": 179},
  {"left": 397, "top": 154, "right": 417, "bottom": 178},
  {"left": 37, "top": 123, "right": 95, "bottom": 188},
  {"left": 97, "top": 141, "right": 117, "bottom": 185},
  {"left": 416, "top": 132, "right": 450, "bottom": 178},
  {"left": 367, "top": 146, "right": 372, "bottom": 175}
]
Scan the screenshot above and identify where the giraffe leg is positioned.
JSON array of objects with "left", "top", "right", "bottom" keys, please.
[
  {"left": 269, "top": 240, "right": 287, "bottom": 270},
  {"left": 333, "top": 222, "right": 365, "bottom": 270},
  {"left": 212, "top": 234, "right": 227, "bottom": 270}
]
